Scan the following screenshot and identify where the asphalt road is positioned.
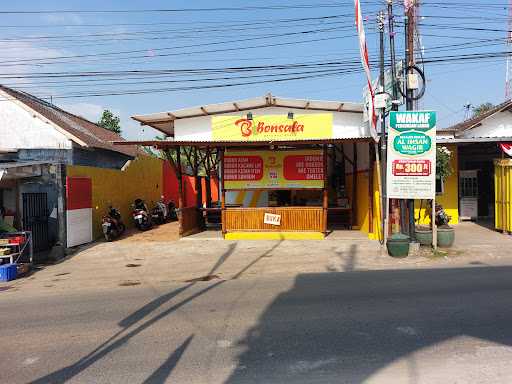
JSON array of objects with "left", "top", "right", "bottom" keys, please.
[{"left": 2, "top": 265, "right": 512, "bottom": 383}]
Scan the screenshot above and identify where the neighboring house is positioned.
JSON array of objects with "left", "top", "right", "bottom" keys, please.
[
  {"left": 0, "top": 86, "right": 163, "bottom": 260},
  {"left": 437, "top": 100, "right": 512, "bottom": 229}
]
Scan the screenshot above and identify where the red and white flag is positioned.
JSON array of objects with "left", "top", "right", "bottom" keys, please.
[
  {"left": 354, "top": 0, "right": 378, "bottom": 142},
  {"left": 500, "top": 143, "right": 512, "bottom": 157}
]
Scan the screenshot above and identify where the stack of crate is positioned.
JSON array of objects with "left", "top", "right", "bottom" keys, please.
[{"left": 0, "top": 238, "right": 11, "bottom": 257}]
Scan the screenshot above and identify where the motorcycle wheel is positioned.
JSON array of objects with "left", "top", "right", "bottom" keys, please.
[
  {"left": 104, "top": 233, "right": 113, "bottom": 242},
  {"left": 119, "top": 223, "right": 126, "bottom": 235}
]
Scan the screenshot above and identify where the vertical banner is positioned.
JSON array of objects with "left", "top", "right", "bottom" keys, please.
[
  {"left": 387, "top": 111, "right": 436, "bottom": 199},
  {"left": 354, "top": 0, "right": 378, "bottom": 141}
]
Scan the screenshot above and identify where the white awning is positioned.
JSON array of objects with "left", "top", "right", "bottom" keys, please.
[{"left": 132, "top": 93, "right": 363, "bottom": 135}]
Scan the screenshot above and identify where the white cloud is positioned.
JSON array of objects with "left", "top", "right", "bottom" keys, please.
[
  {"left": 61, "top": 102, "right": 119, "bottom": 123},
  {"left": 60, "top": 101, "right": 158, "bottom": 140},
  {"left": 0, "top": 40, "right": 68, "bottom": 92},
  {"left": 41, "top": 13, "right": 84, "bottom": 25}
]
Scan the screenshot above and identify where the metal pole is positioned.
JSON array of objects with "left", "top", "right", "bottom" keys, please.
[
  {"left": 378, "top": 10, "right": 387, "bottom": 244},
  {"left": 405, "top": 1, "right": 416, "bottom": 241},
  {"left": 386, "top": 0, "right": 398, "bottom": 242}
]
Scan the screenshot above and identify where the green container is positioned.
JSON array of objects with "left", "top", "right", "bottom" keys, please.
[
  {"left": 415, "top": 227, "right": 433, "bottom": 246},
  {"left": 437, "top": 226, "right": 455, "bottom": 247},
  {"left": 387, "top": 233, "right": 410, "bottom": 258}
]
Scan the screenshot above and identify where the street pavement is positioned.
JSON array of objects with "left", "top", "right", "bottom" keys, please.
[{"left": 2, "top": 265, "right": 512, "bottom": 383}]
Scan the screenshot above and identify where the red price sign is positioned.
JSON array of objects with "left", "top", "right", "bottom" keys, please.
[
  {"left": 392, "top": 159, "right": 431, "bottom": 176},
  {"left": 283, "top": 154, "right": 324, "bottom": 180},
  {"left": 224, "top": 156, "right": 264, "bottom": 181}
]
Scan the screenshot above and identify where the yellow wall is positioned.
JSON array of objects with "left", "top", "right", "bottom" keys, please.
[
  {"left": 345, "top": 170, "right": 372, "bottom": 233},
  {"left": 414, "top": 144, "right": 459, "bottom": 225},
  {"left": 67, "top": 156, "right": 163, "bottom": 239}
]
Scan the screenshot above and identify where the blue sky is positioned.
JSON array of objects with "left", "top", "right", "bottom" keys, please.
[{"left": 0, "top": 0, "right": 507, "bottom": 139}]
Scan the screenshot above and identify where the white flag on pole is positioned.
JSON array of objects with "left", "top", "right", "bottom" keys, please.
[{"left": 354, "top": 0, "right": 378, "bottom": 142}]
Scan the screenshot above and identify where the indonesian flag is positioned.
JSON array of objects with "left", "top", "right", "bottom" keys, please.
[
  {"left": 500, "top": 143, "right": 512, "bottom": 157},
  {"left": 354, "top": 0, "right": 378, "bottom": 142}
]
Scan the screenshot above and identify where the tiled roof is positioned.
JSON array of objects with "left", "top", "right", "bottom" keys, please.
[{"left": 0, "top": 86, "right": 137, "bottom": 157}]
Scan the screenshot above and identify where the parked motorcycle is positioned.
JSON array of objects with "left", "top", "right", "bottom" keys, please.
[
  {"left": 101, "top": 206, "right": 125, "bottom": 241},
  {"left": 167, "top": 200, "right": 178, "bottom": 221},
  {"left": 151, "top": 197, "right": 178, "bottom": 224},
  {"left": 151, "top": 200, "right": 167, "bottom": 225},
  {"left": 132, "top": 198, "right": 152, "bottom": 231}
]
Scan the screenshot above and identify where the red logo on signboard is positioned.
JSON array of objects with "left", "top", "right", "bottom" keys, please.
[
  {"left": 235, "top": 119, "right": 253, "bottom": 137},
  {"left": 283, "top": 155, "right": 324, "bottom": 181}
]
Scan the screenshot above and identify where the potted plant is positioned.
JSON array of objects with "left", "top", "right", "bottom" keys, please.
[{"left": 434, "top": 203, "right": 455, "bottom": 247}]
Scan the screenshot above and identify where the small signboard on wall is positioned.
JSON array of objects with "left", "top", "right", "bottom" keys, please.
[
  {"left": 264, "top": 213, "right": 281, "bottom": 226},
  {"left": 387, "top": 111, "right": 436, "bottom": 199}
]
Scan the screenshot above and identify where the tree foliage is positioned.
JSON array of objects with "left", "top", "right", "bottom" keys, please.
[
  {"left": 98, "top": 109, "right": 122, "bottom": 134},
  {"left": 436, "top": 146, "right": 453, "bottom": 181},
  {"left": 472, "top": 102, "right": 494, "bottom": 117}
]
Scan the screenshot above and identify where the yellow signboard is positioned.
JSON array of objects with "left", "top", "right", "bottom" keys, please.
[
  {"left": 212, "top": 114, "right": 333, "bottom": 142},
  {"left": 224, "top": 150, "right": 324, "bottom": 190}
]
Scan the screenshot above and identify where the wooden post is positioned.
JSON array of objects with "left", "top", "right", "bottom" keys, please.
[
  {"left": 205, "top": 147, "right": 212, "bottom": 208},
  {"left": 193, "top": 147, "right": 204, "bottom": 229},
  {"left": 323, "top": 144, "right": 328, "bottom": 234},
  {"left": 176, "top": 146, "right": 184, "bottom": 236},
  {"left": 352, "top": 142, "right": 358, "bottom": 228},
  {"left": 220, "top": 148, "right": 226, "bottom": 234},
  {"left": 193, "top": 148, "right": 201, "bottom": 206}
]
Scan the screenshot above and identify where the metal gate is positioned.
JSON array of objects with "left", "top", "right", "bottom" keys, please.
[
  {"left": 495, "top": 159, "right": 512, "bottom": 233},
  {"left": 22, "top": 192, "right": 50, "bottom": 252}
]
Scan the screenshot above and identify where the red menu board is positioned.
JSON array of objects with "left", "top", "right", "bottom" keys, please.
[
  {"left": 224, "top": 150, "right": 324, "bottom": 189},
  {"left": 283, "top": 154, "right": 324, "bottom": 180},
  {"left": 392, "top": 159, "right": 431, "bottom": 177},
  {"left": 224, "top": 155, "right": 264, "bottom": 181}
]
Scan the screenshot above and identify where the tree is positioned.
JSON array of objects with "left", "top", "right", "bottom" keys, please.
[
  {"left": 472, "top": 102, "right": 494, "bottom": 117},
  {"left": 98, "top": 109, "right": 121, "bottom": 134}
]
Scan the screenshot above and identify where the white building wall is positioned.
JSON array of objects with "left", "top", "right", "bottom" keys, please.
[
  {"left": 0, "top": 92, "right": 72, "bottom": 151},
  {"left": 174, "top": 107, "right": 367, "bottom": 141},
  {"left": 461, "top": 111, "right": 512, "bottom": 138}
]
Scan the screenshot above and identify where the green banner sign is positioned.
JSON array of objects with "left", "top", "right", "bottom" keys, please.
[
  {"left": 389, "top": 111, "right": 436, "bottom": 132},
  {"left": 393, "top": 132, "right": 432, "bottom": 156}
]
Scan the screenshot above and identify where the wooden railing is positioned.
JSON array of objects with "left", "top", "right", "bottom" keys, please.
[
  {"left": 180, "top": 206, "right": 203, "bottom": 236},
  {"left": 224, "top": 207, "right": 324, "bottom": 232}
]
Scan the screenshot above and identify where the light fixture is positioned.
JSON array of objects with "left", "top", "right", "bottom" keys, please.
[
  {"left": 247, "top": 112, "right": 253, "bottom": 120},
  {"left": 288, "top": 112, "right": 294, "bottom": 119}
]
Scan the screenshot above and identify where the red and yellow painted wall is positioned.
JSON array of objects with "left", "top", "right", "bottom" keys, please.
[{"left": 68, "top": 155, "right": 218, "bottom": 239}]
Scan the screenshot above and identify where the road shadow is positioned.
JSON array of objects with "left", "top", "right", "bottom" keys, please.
[
  {"left": 225, "top": 266, "right": 512, "bottom": 383},
  {"left": 29, "top": 241, "right": 283, "bottom": 383},
  {"left": 142, "top": 335, "right": 194, "bottom": 384}
]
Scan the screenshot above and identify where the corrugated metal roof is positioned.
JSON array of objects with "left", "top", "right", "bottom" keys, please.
[
  {"left": 0, "top": 86, "right": 138, "bottom": 157},
  {"left": 437, "top": 136, "right": 512, "bottom": 144},
  {"left": 114, "top": 136, "right": 372, "bottom": 148},
  {"left": 131, "top": 93, "right": 364, "bottom": 135},
  {"left": 0, "top": 160, "right": 51, "bottom": 169}
]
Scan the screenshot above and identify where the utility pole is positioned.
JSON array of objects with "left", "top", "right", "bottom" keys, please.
[
  {"left": 378, "top": 10, "right": 387, "bottom": 244},
  {"left": 405, "top": 0, "right": 416, "bottom": 241},
  {"left": 506, "top": 0, "right": 512, "bottom": 99},
  {"left": 385, "top": 0, "right": 398, "bottom": 242}
]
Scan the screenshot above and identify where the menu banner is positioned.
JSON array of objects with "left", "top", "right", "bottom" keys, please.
[
  {"left": 387, "top": 111, "right": 436, "bottom": 199},
  {"left": 224, "top": 150, "right": 324, "bottom": 189}
]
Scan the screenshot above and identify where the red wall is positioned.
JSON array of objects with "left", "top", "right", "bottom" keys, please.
[{"left": 162, "top": 161, "right": 219, "bottom": 208}]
